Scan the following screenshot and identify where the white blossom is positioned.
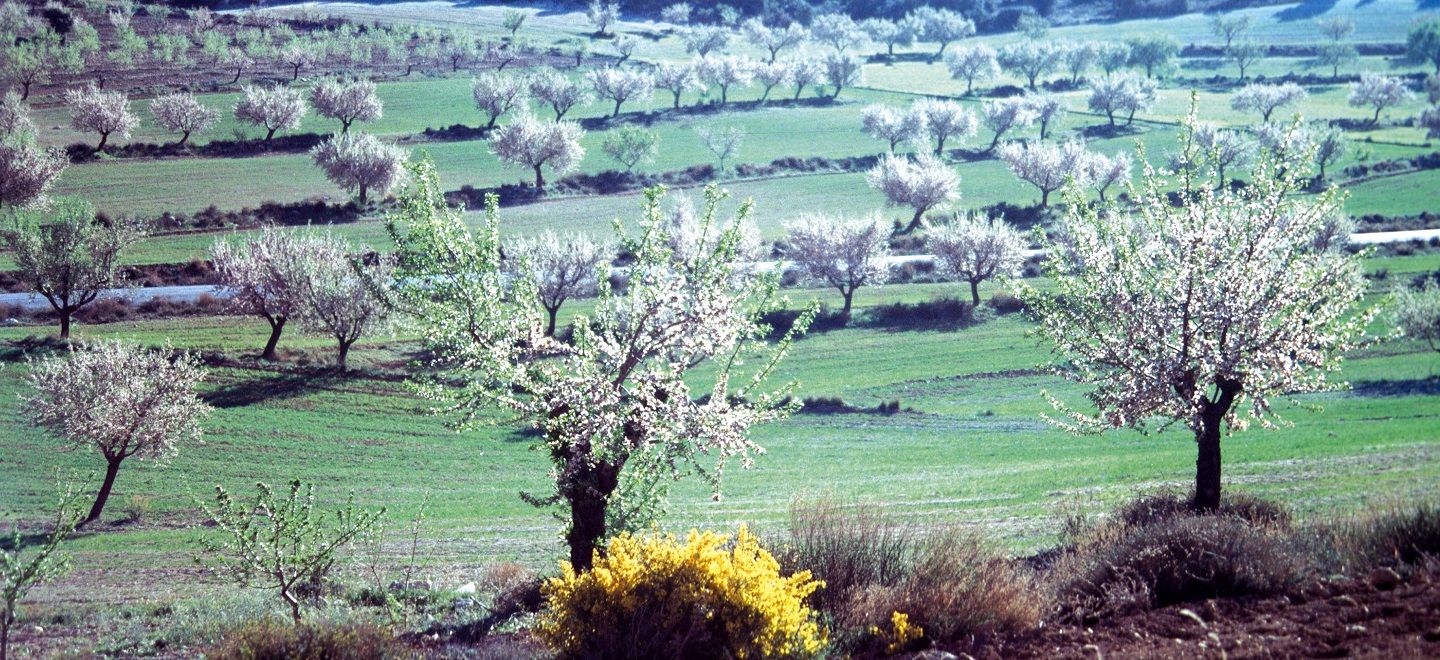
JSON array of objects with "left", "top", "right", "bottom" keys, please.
[
  {"left": 860, "top": 104, "right": 925, "bottom": 153},
  {"left": 1230, "top": 82, "right": 1307, "bottom": 122},
  {"left": 471, "top": 71, "right": 528, "bottom": 129},
  {"left": 234, "top": 85, "right": 308, "bottom": 142},
  {"left": 309, "top": 78, "right": 382, "bottom": 133},
  {"left": 926, "top": 212, "right": 1027, "bottom": 304},
  {"left": 784, "top": 214, "right": 890, "bottom": 320},
  {"left": 913, "top": 97, "right": 978, "bottom": 156},
  {"left": 866, "top": 153, "right": 959, "bottom": 232},
  {"left": 587, "top": 67, "right": 654, "bottom": 117},
  {"left": 64, "top": 84, "right": 138, "bottom": 150},
  {"left": 1348, "top": 72, "right": 1415, "bottom": 124},
  {"left": 489, "top": 113, "right": 586, "bottom": 190},
  {"left": 149, "top": 92, "right": 219, "bottom": 146},
  {"left": 310, "top": 132, "right": 408, "bottom": 203},
  {"left": 943, "top": 44, "right": 999, "bottom": 95}
]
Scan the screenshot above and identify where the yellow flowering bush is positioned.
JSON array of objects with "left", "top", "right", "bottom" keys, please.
[
  {"left": 537, "top": 526, "right": 828, "bottom": 659},
  {"left": 868, "top": 611, "right": 925, "bottom": 655}
]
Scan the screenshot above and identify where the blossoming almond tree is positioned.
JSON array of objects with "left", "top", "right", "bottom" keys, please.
[
  {"left": 1013, "top": 108, "right": 1374, "bottom": 510},
  {"left": 507, "top": 230, "right": 612, "bottom": 336},
  {"left": 784, "top": 214, "right": 891, "bottom": 322},
  {"left": 926, "top": 213, "right": 1026, "bottom": 305},
  {"left": 866, "top": 153, "right": 959, "bottom": 233},
  {"left": 64, "top": 84, "right": 137, "bottom": 151},
  {"left": 24, "top": 341, "right": 210, "bottom": 527},
  {"left": 381, "top": 160, "right": 809, "bottom": 569},
  {"left": 309, "top": 79, "right": 383, "bottom": 134},
  {"left": 489, "top": 114, "right": 585, "bottom": 191},
  {"left": 210, "top": 228, "right": 320, "bottom": 361},
  {"left": 148, "top": 92, "right": 219, "bottom": 147}
]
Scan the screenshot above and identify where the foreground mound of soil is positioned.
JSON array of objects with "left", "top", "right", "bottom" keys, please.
[{"left": 979, "top": 567, "right": 1440, "bottom": 659}]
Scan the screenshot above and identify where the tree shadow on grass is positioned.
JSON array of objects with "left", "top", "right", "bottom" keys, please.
[
  {"left": 1275, "top": 0, "right": 1339, "bottom": 21},
  {"left": 1351, "top": 377, "right": 1440, "bottom": 398},
  {"left": 859, "top": 298, "right": 983, "bottom": 333},
  {"left": 202, "top": 371, "right": 323, "bottom": 409}
]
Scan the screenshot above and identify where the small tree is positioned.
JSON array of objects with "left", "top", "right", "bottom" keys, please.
[
  {"left": 1348, "top": 72, "right": 1415, "bottom": 125},
  {"left": 1407, "top": 16, "right": 1440, "bottom": 74},
  {"left": 508, "top": 230, "right": 611, "bottom": 336},
  {"left": 1096, "top": 41, "right": 1131, "bottom": 74},
  {"left": 489, "top": 114, "right": 586, "bottom": 191},
  {"left": 503, "top": 8, "right": 527, "bottom": 38},
  {"left": 528, "top": 70, "right": 591, "bottom": 120},
  {"left": 661, "top": 3, "right": 692, "bottom": 26},
  {"left": 471, "top": 71, "right": 528, "bottom": 129},
  {"left": 1209, "top": 14, "right": 1251, "bottom": 50},
  {"left": 197, "top": 480, "right": 383, "bottom": 623},
  {"left": 696, "top": 124, "right": 743, "bottom": 172},
  {"left": 279, "top": 41, "right": 317, "bottom": 80},
  {"left": 25, "top": 341, "right": 209, "bottom": 527},
  {"left": 1190, "top": 121, "right": 1253, "bottom": 188},
  {"left": 234, "top": 85, "right": 308, "bottom": 142},
  {"left": 912, "top": 6, "right": 974, "bottom": 62},
  {"left": 913, "top": 98, "right": 977, "bottom": 156},
  {"left": 1231, "top": 82, "right": 1307, "bottom": 122},
  {"left": 309, "top": 79, "right": 382, "bottom": 133},
  {"left": 1423, "top": 103, "right": 1440, "bottom": 139},
  {"left": 210, "top": 228, "right": 319, "bottom": 361},
  {"left": 680, "top": 25, "right": 729, "bottom": 57},
  {"left": 820, "top": 52, "right": 863, "bottom": 100},
  {"left": 753, "top": 61, "right": 790, "bottom": 102},
  {"left": 1084, "top": 150, "right": 1132, "bottom": 202},
  {"left": 1013, "top": 110, "right": 1373, "bottom": 511},
  {"left": 1087, "top": 72, "right": 1156, "bottom": 127},
  {"left": 611, "top": 33, "right": 639, "bottom": 65},
  {"left": 944, "top": 45, "right": 999, "bottom": 95},
  {"left": 998, "top": 40, "right": 1059, "bottom": 91},
  {"left": 310, "top": 132, "right": 408, "bottom": 203},
  {"left": 697, "top": 55, "right": 754, "bottom": 105},
  {"left": 1060, "top": 40, "right": 1098, "bottom": 84},
  {"left": 810, "top": 13, "right": 866, "bottom": 54},
  {"left": 926, "top": 213, "right": 1026, "bottom": 305},
  {"left": 587, "top": 67, "right": 654, "bottom": 117},
  {"left": 1312, "top": 124, "right": 1346, "bottom": 181},
  {"left": 381, "top": 162, "right": 808, "bottom": 570},
  {"left": 602, "top": 125, "right": 658, "bottom": 172},
  {"left": 744, "top": 18, "right": 807, "bottom": 62},
  {"left": 860, "top": 104, "right": 924, "bottom": 153},
  {"left": 654, "top": 62, "right": 703, "bottom": 108},
  {"left": 1126, "top": 36, "right": 1178, "bottom": 78},
  {"left": 1024, "top": 91, "right": 1065, "bottom": 140},
  {"left": 787, "top": 58, "right": 823, "bottom": 100},
  {"left": 860, "top": 17, "right": 914, "bottom": 58},
  {"left": 784, "top": 214, "right": 890, "bottom": 322},
  {"left": 586, "top": 0, "right": 619, "bottom": 37},
  {"left": 300, "top": 236, "right": 391, "bottom": 369},
  {"left": 1226, "top": 41, "right": 1265, "bottom": 81},
  {"left": 997, "top": 138, "right": 1092, "bottom": 207},
  {"left": 64, "top": 84, "right": 137, "bottom": 151},
  {"left": 867, "top": 153, "right": 959, "bottom": 233},
  {"left": 149, "top": 92, "right": 219, "bottom": 147},
  {"left": 1395, "top": 279, "right": 1440, "bottom": 352},
  {"left": 2, "top": 479, "right": 84, "bottom": 660},
  {"left": 981, "top": 98, "right": 1037, "bottom": 152},
  {"left": 0, "top": 130, "right": 66, "bottom": 209},
  {"left": 2, "top": 199, "right": 144, "bottom": 338}
]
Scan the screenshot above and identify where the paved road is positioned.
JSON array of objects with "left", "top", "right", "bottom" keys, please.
[{"left": 1, "top": 228, "right": 1434, "bottom": 314}]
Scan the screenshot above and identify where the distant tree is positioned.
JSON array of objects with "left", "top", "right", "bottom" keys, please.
[
  {"left": 503, "top": 8, "right": 527, "bottom": 38},
  {"left": 25, "top": 341, "right": 208, "bottom": 527},
  {"left": 442, "top": 32, "right": 478, "bottom": 71},
  {"left": 660, "top": 3, "right": 692, "bottom": 26},
  {"left": 1187, "top": 121, "right": 1252, "bottom": 188},
  {"left": 1013, "top": 111, "right": 1373, "bottom": 512},
  {"left": 149, "top": 92, "right": 218, "bottom": 147},
  {"left": 0, "top": 128, "right": 66, "bottom": 209},
  {"left": 981, "top": 98, "right": 1037, "bottom": 152},
  {"left": 300, "top": 235, "right": 391, "bottom": 369},
  {"left": 310, "top": 132, "right": 407, "bottom": 204},
  {"left": 234, "top": 85, "right": 308, "bottom": 142},
  {"left": 0, "top": 92, "right": 30, "bottom": 138},
  {"left": 490, "top": 114, "right": 585, "bottom": 191},
  {"left": 1423, "top": 104, "right": 1440, "bottom": 138},
  {"left": 861, "top": 104, "right": 924, "bottom": 153},
  {"left": 810, "top": 13, "right": 867, "bottom": 54},
  {"left": 2, "top": 41, "right": 55, "bottom": 101},
  {"left": 1059, "top": 40, "right": 1098, "bottom": 83},
  {"left": 913, "top": 98, "right": 978, "bottom": 156},
  {"left": 210, "top": 228, "right": 320, "bottom": 361},
  {"left": 926, "top": 213, "right": 1026, "bottom": 305},
  {"left": 529, "top": 70, "right": 591, "bottom": 121},
  {"left": 309, "top": 79, "right": 382, "bottom": 134},
  {"left": 507, "top": 230, "right": 611, "bottom": 336},
  {"left": 64, "top": 85, "right": 137, "bottom": 151},
  {"left": 861, "top": 17, "right": 917, "bottom": 57},
  {"left": 1208, "top": 14, "right": 1251, "bottom": 50},
  {"left": 278, "top": 41, "right": 317, "bottom": 80},
  {"left": 654, "top": 61, "right": 703, "bottom": 108},
  {"left": 787, "top": 57, "right": 824, "bottom": 100},
  {"left": 1226, "top": 41, "right": 1265, "bottom": 81},
  {"left": 1230, "top": 82, "right": 1307, "bottom": 122},
  {"left": 680, "top": 25, "right": 729, "bottom": 57},
  {"left": 602, "top": 125, "right": 659, "bottom": 173},
  {"left": 1024, "top": 92, "right": 1065, "bottom": 140},
  {"left": 587, "top": 67, "right": 654, "bottom": 117},
  {"left": 820, "top": 52, "right": 863, "bottom": 99},
  {"left": 1314, "top": 17, "right": 1357, "bottom": 79},
  {"left": 1126, "top": 35, "right": 1178, "bottom": 78},
  {"left": 1396, "top": 280, "right": 1440, "bottom": 352},
  {"left": 944, "top": 44, "right": 1000, "bottom": 95},
  {"left": 1017, "top": 14, "right": 1050, "bottom": 40},
  {"left": 2, "top": 199, "right": 144, "bottom": 338},
  {"left": 997, "top": 138, "right": 1091, "bottom": 207},
  {"left": 1407, "top": 16, "right": 1440, "bottom": 74},
  {"left": 695, "top": 55, "right": 753, "bottom": 106},
  {"left": 586, "top": 1, "right": 619, "bottom": 37},
  {"left": 696, "top": 124, "right": 743, "bottom": 172},
  {"left": 1311, "top": 124, "right": 1346, "bottom": 181},
  {"left": 999, "top": 40, "right": 1059, "bottom": 90},
  {"left": 1348, "top": 72, "right": 1415, "bottom": 125},
  {"left": 744, "top": 18, "right": 807, "bottom": 62},
  {"left": 913, "top": 6, "right": 975, "bottom": 62},
  {"left": 867, "top": 153, "right": 959, "bottom": 232},
  {"left": 471, "top": 71, "right": 528, "bottom": 129},
  {"left": 753, "top": 61, "right": 790, "bottom": 102},
  {"left": 663, "top": 195, "right": 768, "bottom": 263},
  {"left": 1087, "top": 72, "right": 1155, "bottom": 126},
  {"left": 610, "top": 33, "right": 639, "bottom": 65},
  {"left": 1096, "top": 41, "right": 1131, "bottom": 74},
  {"left": 1083, "top": 150, "right": 1132, "bottom": 202},
  {"left": 784, "top": 214, "right": 890, "bottom": 322}
]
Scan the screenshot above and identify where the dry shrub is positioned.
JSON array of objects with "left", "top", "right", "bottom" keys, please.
[
  {"left": 1333, "top": 499, "right": 1440, "bottom": 568},
  {"left": 1052, "top": 490, "right": 1304, "bottom": 623},
  {"left": 208, "top": 619, "right": 400, "bottom": 659},
  {"left": 778, "top": 497, "right": 1041, "bottom": 651}
]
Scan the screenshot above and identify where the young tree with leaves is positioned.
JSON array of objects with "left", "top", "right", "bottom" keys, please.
[
  {"left": 1226, "top": 41, "right": 1265, "bottom": 81},
  {"left": 602, "top": 125, "right": 658, "bottom": 173},
  {"left": 1126, "top": 36, "right": 1179, "bottom": 78},
  {"left": 926, "top": 213, "right": 1027, "bottom": 305},
  {"left": 2, "top": 479, "right": 84, "bottom": 660},
  {"left": 1396, "top": 280, "right": 1440, "bottom": 352},
  {"left": 999, "top": 40, "right": 1059, "bottom": 91},
  {"left": 381, "top": 162, "right": 809, "bottom": 569},
  {"left": 25, "top": 341, "right": 209, "bottom": 527},
  {"left": 784, "top": 214, "right": 890, "bottom": 322},
  {"left": 696, "top": 124, "right": 743, "bottom": 172},
  {"left": 1013, "top": 110, "right": 1373, "bottom": 511}
]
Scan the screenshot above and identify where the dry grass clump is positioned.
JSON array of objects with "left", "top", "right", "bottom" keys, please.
[
  {"left": 777, "top": 497, "right": 1042, "bottom": 652},
  {"left": 208, "top": 618, "right": 400, "bottom": 659},
  {"left": 1311, "top": 499, "right": 1440, "bottom": 572}
]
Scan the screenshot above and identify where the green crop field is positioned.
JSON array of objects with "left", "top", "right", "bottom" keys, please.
[{"left": 4, "top": 0, "right": 1440, "bottom": 655}]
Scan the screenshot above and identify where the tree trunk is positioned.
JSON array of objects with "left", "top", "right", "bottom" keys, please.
[
  {"left": 612, "top": 99, "right": 622, "bottom": 117},
  {"left": 1041, "top": 188, "right": 1050, "bottom": 207},
  {"left": 966, "top": 78, "right": 974, "bottom": 95},
  {"left": 229, "top": 66, "right": 242, "bottom": 84},
  {"left": 555, "top": 107, "right": 567, "bottom": 120},
  {"left": 794, "top": 86, "right": 804, "bottom": 101},
  {"left": 291, "top": 63, "right": 301, "bottom": 80},
  {"left": 1107, "top": 109, "right": 1115, "bottom": 126},
  {"left": 672, "top": 91, "right": 682, "bottom": 109},
  {"left": 1194, "top": 378, "right": 1241, "bottom": 510},
  {"left": 1372, "top": 106, "right": 1381, "bottom": 125},
  {"left": 720, "top": 86, "right": 727, "bottom": 105},
  {"left": 282, "top": 587, "right": 303, "bottom": 624},
  {"left": 59, "top": 310, "right": 72, "bottom": 339},
  {"left": 904, "top": 207, "right": 926, "bottom": 233},
  {"left": 405, "top": 63, "right": 413, "bottom": 76},
  {"left": 81, "top": 456, "right": 123, "bottom": 528},
  {"left": 261, "top": 317, "right": 286, "bottom": 360},
  {"left": 969, "top": 280, "right": 981, "bottom": 306},
  {"left": 20, "top": 80, "right": 30, "bottom": 100},
  {"left": 336, "top": 340, "right": 351, "bottom": 369},
  {"left": 934, "top": 136, "right": 946, "bottom": 156},
  {"left": 358, "top": 183, "right": 368, "bottom": 204},
  {"left": 265, "top": 127, "right": 276, "bottom": 141},
  {"left": 533, "top": 164, "right": 545, "bottom": 191},
  {"left": 545, "top": 306, "right": 559, "bottom": 337},
  {"left": 1040, "top": 119, "right": 1050, "bottom": 140},
  {"left": 760, "top": 86, "right": 772, "bottom": 102},
  {"left": 840, "top": 289, "right": 854, "bottom": 323},
  {"left": 2, "top": 616, "right": 10, "bottom": 660},
  {"left": 341, "top": 118, "right": 352, "bottom": 133},
  {"left": 1126, "top": 108, "right": 1137, "bottom": 125},
  {"left": 96, "top": 132, "right": 109, "bottom": 151},
  {"left": 177, "top": 131, "right": 191, "bottom": 147},
  {"left": 486, "top": 114, "right": 498, "bottom": 129},
  {"left": 565, "top": 461, "right": 620, "bottom": 571}
]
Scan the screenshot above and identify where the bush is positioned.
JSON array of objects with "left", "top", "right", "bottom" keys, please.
[
  {"left": 209, "top": 619, "right": 400, "bottom": 660},
  {"left": 863, "top": 297, "right": 976, "bottom": 330},
  {"left": 537, "top": 527, "right": 827, "bottom": 660},
  {"left": 1339, "top": 500, "right": 1440, "bottom": 567},
  {"left": 988, "top": 291, "right": 1027, "bottom": 314}
]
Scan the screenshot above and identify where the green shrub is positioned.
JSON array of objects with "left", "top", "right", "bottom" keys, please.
[{"left": 208, "top": 619, "right": 400, "bottom": 660}]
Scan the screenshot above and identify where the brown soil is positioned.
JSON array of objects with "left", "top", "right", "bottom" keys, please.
[{"left": 974, "top": 568, "right": 1440, "bottom": 660}]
